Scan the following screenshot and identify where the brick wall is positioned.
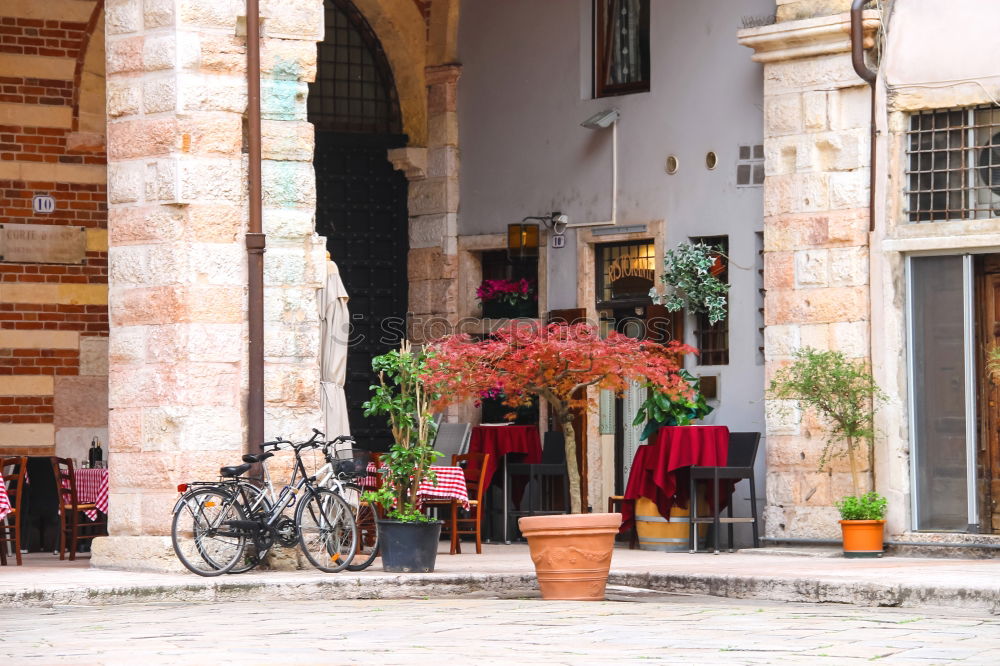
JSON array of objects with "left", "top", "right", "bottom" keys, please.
[{"left": 0, "top": 0, "right": 107, "bottom": 455}]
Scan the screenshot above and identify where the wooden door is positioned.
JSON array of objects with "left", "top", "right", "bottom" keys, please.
[{"left": 976, "top": 255, "right": 1000, "bottom": 532}]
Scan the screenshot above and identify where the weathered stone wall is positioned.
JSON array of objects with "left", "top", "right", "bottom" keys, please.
[
  {"left": 0, "top": 0, "right": 109, "bottom": 462},
  {"left": 740, "top": 10, "right": 878, "bottom": 539},
  {"left": 94, "top": 0, "right": 326, "bottom": 566}
]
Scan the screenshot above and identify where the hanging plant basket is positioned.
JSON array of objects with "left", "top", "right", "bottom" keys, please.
[{"left": 650, "top": 242, "right": 730, "bottom": 325}]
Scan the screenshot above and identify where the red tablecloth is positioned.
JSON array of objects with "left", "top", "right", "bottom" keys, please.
[
  {"left": 73, "top": 468, "right": 109, "bottom": 521},
  {"left": 621, "top": 425, "right": 730, "bottom": 532},
  {"left": 0, "top": 471, "right": 10, "bottom": 522},
  {"left": 361, "top": 464, "right": 470, "bottom": 510},
  {"left": 468, "top": 425, "right": 542, "bottom": 488}
]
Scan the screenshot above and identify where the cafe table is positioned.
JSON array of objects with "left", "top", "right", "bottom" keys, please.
[
  {"left": 0, "top": 470, "right": 10, "bottom": 522},
  {"left": 362, "top": 464, "right": 470, "bottom": 510},
  {"left": 620, "top": 425, "right": 731, "bottom": 536},
  {"left": 468, "top": 424, "right": 542, "bottom": 542},
  {"left": 74, "top": 467, "right": 110, "bottom": 521}
]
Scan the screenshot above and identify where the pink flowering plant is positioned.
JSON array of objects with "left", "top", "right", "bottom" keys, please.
[{"left": 476, "top": 278, "right": 536, "bottom": 306}]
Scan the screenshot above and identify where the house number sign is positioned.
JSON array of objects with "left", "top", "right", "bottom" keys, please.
[{"left": 0, "top": 223, "right": 87, "bottom": 264}]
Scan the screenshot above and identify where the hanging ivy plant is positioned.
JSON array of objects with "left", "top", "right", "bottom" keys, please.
[{"left": 650, "top": 241, "right": 729, "bottom": 325}]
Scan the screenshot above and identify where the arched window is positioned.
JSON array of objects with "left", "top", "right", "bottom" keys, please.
[{"left": 308, "top": 0, "right": 403, "bottom": 135}]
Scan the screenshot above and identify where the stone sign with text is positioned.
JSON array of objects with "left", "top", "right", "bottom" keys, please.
[{"left": 0, "top": 223, "right": 87, "bottom": 264}]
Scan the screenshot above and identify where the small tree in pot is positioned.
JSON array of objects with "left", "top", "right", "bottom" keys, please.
[
  {"left": 768, "top": 347, "right": 887, "bottom": 557},
  {"left": 425, "top": 322, "right": 693, "bottom": 599},
  {"left": 362, "top": 341, "right": 443, "bottom": 572}
]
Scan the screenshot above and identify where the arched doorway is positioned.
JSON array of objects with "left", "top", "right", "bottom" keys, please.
[{"left": 310, "top": 0, "right": 409, "bottom": 451}]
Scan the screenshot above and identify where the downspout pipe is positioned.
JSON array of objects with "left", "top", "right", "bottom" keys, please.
[
  {"left": 851, "top": 0, "right": 877, "bottom": 232},
  {"left": 246, "top": 0, "right": 266, "bottom": 452}
]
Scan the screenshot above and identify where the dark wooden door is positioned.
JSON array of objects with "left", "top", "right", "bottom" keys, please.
[
  {"left": 314, "top": 131, "right": 408, "bottom": 451},
  {"left": 976, "top": 255, "right": 1000, "bottom": 532}
]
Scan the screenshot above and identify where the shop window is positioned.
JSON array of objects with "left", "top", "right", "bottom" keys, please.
[
  {"left": 906, "top": 106, "right": 1000, "bottom": 222},
  {"left": 479, "top": 250, "right": 538, "bottom": 318},
  {"left": 692, "top": 235, "right": 729, "bottom": 366},
  {"left": 595, "top": 240, "right": 656, "bottom": 307},
  {"left": 593, "top": 0, "right": 650, "bottom": 98}
]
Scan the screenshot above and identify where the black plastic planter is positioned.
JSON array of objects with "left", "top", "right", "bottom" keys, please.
[{"left": 377, "top": 520, "right": 443, "bottom": 573}]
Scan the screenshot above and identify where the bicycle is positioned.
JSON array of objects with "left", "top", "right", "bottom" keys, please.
[
  {"left": 318, "top": 436, "right": 380, "bottom": 571},
  {"left": 171, "top": 429, "right": 358, "bottom": 577}
]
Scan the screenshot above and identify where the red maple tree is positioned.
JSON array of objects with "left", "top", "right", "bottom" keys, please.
[{"left": 424, "top": 321, "right": 695, "bottom": 513}]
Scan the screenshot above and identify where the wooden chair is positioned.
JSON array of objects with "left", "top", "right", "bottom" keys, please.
[
  {"left": 426, "top": 453, "right": 489, "bottom": 555},
  {"left": 0, "top": 456, "right": 27, "bottom": 566},
  {"left": 50, "top": 457, "right": 108, "bottom": 560}
]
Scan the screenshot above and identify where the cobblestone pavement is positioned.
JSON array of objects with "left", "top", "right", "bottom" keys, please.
[{"left": 3, "top": 587, "right": 1000, "bottom": 665}]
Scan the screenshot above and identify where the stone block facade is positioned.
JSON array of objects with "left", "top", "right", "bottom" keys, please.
[{"left": 740, "top": 9, "right": 878, "bottom": 539}]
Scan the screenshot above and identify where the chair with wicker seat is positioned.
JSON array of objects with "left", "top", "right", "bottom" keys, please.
[
  {"left": 0, "top": 456, "right": 27, "bottom": 566},
  {"left": 50, "top": 457, "right": 108, "bottom": 560},
  {"left": 424, "top": 452, "right": 489, "bottom": 554}
]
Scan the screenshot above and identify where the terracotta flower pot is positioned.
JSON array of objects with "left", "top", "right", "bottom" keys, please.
[
  {"left": 839, "top": 519, "right": 885, "bottom": 558},
  {"left": 518, "top": 512, "right": 621, "bottom": 601}
]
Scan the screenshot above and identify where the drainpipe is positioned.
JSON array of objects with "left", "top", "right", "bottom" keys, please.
[
  {"left": 245, "top": 0, "right": 266, "bottom": 452},
  {"left": 851, "top": 0, "right": 877, "bottom": 233}
]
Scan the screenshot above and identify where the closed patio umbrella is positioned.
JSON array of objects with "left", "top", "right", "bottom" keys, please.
[{"left": 320, "top": 260, "right": 351, "bottom": 438}]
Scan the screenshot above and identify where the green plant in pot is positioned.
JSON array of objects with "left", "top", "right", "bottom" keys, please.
[
  {"left": 632, "top": 369, "right": 714, "bottom": 442},
  {"left": 650, "top": 241, "right": 729, "bottom": 325},
  {"left": 362, "top": 340, "right": 443, "bottom": 572},
  {"left": 768, "top": 347, "right": 887, "bottom": 557}
]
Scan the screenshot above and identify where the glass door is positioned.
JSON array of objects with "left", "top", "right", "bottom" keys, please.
[{"left": 907, "top": 254, "right": 977, "bottom": 531}]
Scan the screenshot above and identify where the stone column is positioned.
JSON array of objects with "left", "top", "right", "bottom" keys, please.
[
  {"left": 93, "top": 0, "right": 325, "bottom": 570},
  {"left": 739, "top": 10, "right": 879, "bottom": 539},
  {"left": 394, "top": 64, "right": 461, "bottom": 343}
]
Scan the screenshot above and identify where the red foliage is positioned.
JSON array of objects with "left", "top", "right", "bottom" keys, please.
[{"left": 425, "top": 322, "right": 695, "bottom": 420}]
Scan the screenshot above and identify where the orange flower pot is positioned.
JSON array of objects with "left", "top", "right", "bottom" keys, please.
[
  {"left": 839, "top": 519, "right": 885, "bottom": 558},
  {"left": 518, "top": 513, "right": 621, "bottom": 601}
]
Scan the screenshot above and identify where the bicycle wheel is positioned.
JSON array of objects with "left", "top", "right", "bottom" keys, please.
[
  {"left": 171, "top": 487, "right": 247, "bottom": 577},
  {"left": 229, "top": 483, "right": 272, "bottom": 574},
  {"left": 295, "top": 487, "right": 357, "bottom": 573},
  {"left": 340, "top": 483, "right": 380, "bottom": 571}
]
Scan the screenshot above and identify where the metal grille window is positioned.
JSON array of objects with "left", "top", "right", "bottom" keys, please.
[
  {"left": 693, "top": 235, "right": 729, "bottom": 366},
  {"left": 596, "top": 241, "right": 656, "bottom": 306},
  {"left": 308, "top": 0, "right": 402, "bottom": 134},
  {"left": 906, "top": 107, "right": 1000, "bottom": 222}
]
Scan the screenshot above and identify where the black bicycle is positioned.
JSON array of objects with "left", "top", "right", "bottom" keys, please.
[{"left": 171, "top": 429, "right": 358, "bottom": 576}]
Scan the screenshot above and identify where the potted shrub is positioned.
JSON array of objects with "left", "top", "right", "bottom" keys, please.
[
  {"left": 477, "top": 278, "right": 537, "bottom": 319},
  {"left": 632, "top": 369, "right": 714, "bottom": 442},
  {"left": 426, "top": 321, "right": 693, "bottom": 599},
  {"left": 362, "top": 341, "right": 443, "bottom": 572},
  {"left": 650, "top": 241, "right": 729, "bottom": 325},
  {"left": 768, "top": 347, "right": 887, "bottom": 557},
  {"left": 836, "top": 491, "right": 888, "bottom": 557}
]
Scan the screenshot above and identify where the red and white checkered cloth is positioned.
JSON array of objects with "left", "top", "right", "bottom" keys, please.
[
  {"left": 362, "top": 463, "right": 469, "bottom": 510},
  {"left": 72, "top": 468, "right": 109, "bottom": 521},
  {"left": 0, "top": 471, "right": 11, "bottom": 522}
]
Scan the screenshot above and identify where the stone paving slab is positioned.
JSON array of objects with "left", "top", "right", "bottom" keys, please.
[
  {"left": 2, "top": 592, "right": 1000, "bottom": 665},
  {"left": 3, "top": 544, "right": 1000, "bottom": 614}
]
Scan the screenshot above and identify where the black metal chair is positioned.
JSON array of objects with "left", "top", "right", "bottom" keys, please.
[
  {"left": 689, "top": 431, "right": 761, "bottom": 553},
  {"left": 505, "top": 431, "right": 570, "bottom": 542}
]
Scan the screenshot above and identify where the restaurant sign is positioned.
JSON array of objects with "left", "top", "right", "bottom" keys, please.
[
  {"left": 608, "top": 255, "right": 654, "bottom": 300},
  {"left": 0, "top": 223, "right": 87, "bottom": 264}
]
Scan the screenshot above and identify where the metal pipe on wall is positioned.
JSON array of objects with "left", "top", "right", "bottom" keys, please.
[
  {"left": 851, "top": 0, "right": 877, "bottom": 233},
  {"left": 245, "top": 0, "right": 266, "bottom": 452}
]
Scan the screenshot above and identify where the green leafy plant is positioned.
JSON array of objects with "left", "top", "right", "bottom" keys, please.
[
  {"left": 362, "top": 341, "right": 442, "bottom": 522},
  {"left": 632, "top": 370, "right": 714, "bottom": 441},
  {"left": 768, "top": 348, "right": 886, "bottom": 499},
  {"left": 835, "top": 491, "right": 887, "bottom": 521},
  {"left": 650, "top": 242, "right": 729, "bottom": 325}
]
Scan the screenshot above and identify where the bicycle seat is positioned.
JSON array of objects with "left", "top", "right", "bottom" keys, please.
[
  {"left": 242, "top": 452, "right": 274, "bottom": 464},
  {"left": 220, "top": 463, "right": 252, "bottom": 478}
]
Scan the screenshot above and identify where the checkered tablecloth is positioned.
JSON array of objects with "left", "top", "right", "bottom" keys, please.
[
  {"left": 362, "top": 463, "right": 469, "bottom": 510},
  {"left": 0, "top": 471, "right": 10, "bottom": 522},
  {"left": 73, "top": 468, "right": 109, "bottom": 521}
]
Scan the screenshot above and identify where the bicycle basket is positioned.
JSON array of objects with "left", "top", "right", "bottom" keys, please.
[{"left": 330, "top": 448, "right": 371, "bottom": 478}]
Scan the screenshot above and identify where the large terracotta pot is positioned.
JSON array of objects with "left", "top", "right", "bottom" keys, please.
[
  {"left": 840, "top": 519, "right": 885, "bottom": 558},
  {"left": 518, "top": 512, "right": 621, "bottom": 601}
]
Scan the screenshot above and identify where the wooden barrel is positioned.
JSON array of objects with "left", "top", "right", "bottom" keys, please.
[{"left": 635, "top": 497, "right": 691, "bottom": 552}]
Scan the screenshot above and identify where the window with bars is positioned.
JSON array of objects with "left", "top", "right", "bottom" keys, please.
[
  {"left": 692, "top": 235, "right": 729, "bottom": 366},
  {"left": 906, "top": 106, "right": 1000, "bottom": 222},
  {"left": 593, "top": 0, "right": 650, "bottom": 98},
  {"left": 308, "top": 0, "right": 402, "bottom": 135}
]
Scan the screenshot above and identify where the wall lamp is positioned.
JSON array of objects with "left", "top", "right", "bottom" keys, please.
[{"left": 507, "top": 212, "right": 570, "bottom": 261}]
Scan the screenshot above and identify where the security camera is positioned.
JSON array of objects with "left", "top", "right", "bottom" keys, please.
[
  {"left": 550, "top": 213, "right": 569, "bottom": 235},
  {"left": 581, "top": 109, "right": 619, "bottom": 130}
]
